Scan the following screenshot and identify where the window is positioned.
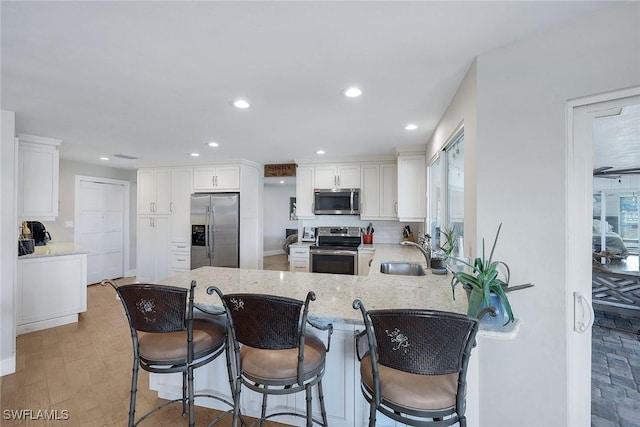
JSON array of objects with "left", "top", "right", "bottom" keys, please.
[{"left": 428, "top": 130, "right": 464, "bottom": 251}]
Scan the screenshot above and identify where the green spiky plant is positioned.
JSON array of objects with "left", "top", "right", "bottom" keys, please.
[
  {"left": 438, "top": 224, "right": 458, "bottom": 258},
  {"left": 450, "top": 223, "right": 532, "bottom": 325}
]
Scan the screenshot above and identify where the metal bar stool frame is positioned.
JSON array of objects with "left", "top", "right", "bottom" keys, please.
[
  {"left": 104, "top": 280, "right": 235, "bottom": 427},
  {"left": 353, "top": 300, "right": 479, "bottom": 427},
  {"left": 208, "top": 286, "right": 333, "bottom": 427}
]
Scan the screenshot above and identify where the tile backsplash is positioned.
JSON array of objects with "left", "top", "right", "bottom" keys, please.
[{"left": 300, "top": 216, "right": 424, "bottom": 244}]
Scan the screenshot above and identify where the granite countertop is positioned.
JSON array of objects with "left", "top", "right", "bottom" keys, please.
[
  {"left": 160, "top": 243, "right": 469, "bottom": 325},
  {"left": 18, "top": 242, "right": 88, "bottom": 259}
]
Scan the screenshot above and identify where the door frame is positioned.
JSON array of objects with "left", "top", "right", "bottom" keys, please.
[
  {"left": 566, "top": 85, "right": 640, "bottom": 426},
  {"left": 74, "top": 175, "right": 131, "bottom": 278}
]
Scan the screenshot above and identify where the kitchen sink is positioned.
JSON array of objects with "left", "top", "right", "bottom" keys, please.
[{"left": 379, "top": 262, "right": 426, "bottom": 276}]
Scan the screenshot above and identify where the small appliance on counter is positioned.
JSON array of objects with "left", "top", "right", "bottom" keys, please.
[
  {"left": 26, "top": 221, "right": 51, "bottom": 246},
  {"left": 301, "top": 226, "right": 316, "bottom": 242}
]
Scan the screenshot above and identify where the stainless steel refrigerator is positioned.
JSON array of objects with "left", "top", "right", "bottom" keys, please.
[{"left": 190, "top": 193, "right": 240, "bottom": 269}]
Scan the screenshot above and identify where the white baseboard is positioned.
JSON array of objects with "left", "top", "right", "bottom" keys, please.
[
  {"left": 16, "top": 314, "right": 78, "bottom": 335},
  {"left": 0, "top": 354, "right": 16, "bottom": 376},
  {"left": 264, "top": 249, "right": 285, "bottom": 257},
  {"left": 126, "top": 269, "right": 136, "bottom": 278}
]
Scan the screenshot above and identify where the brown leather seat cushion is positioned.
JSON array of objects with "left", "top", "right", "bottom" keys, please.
[
  {"left": 138, "top": 318, "right": 225, "bottom": 364},
  {"left": 360, "top": 353, "right": 458, "bottom": 411},
  {"left": 240, "top": 334, "right": 326, "bottom": 381}
]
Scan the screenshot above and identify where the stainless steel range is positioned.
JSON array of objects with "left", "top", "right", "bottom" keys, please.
[{"left": 310, "top": 226, "right": 361, "bottom": 275}]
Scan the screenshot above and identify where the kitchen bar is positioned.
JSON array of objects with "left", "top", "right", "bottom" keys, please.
[{"left": 156, "top": 243, "right": 518, "bottom": 426}]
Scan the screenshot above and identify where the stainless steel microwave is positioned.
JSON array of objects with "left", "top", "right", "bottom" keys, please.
[{"left": 313, "top": 188, "right": 360, "bottom": 215}]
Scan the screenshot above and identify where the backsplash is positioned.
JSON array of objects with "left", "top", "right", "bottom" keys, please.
[{"left": 300, "top": 216, "right": 424, "bottom": 244}]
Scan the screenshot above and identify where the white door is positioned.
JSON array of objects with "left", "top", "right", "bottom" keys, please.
[
  {"left": 567, "top": 89, "right": 640, "bottom": 426},
  {"left": 77, "top": 180, "right": 125, "bottom": 284}
]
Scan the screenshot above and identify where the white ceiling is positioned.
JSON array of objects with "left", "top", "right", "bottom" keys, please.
[{"left": 1, "top": 1, "right": 620, "bottom": 170}]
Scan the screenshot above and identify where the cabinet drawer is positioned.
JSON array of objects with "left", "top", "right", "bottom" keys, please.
[
  {"left": 290, "top": 258, "right": 309, "bottom": 272},
  {"left": 170, "top": 242, "right": 190, "bottom": 251},
  {"left": 171, "top": 252, "right": 190, "bottom": 269},
  {"left": 289, "top": 248, "right": 310, "bottom": 258}
]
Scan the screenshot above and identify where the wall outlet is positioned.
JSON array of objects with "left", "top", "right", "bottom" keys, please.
[{"left": 65, "top": 220, "right": 74, "bottom": 228}]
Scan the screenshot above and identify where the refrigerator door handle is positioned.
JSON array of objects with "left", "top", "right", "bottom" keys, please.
[
  {"left": 205, "top": 206, "right": 210, "bottom": 258},
  {"left": 209, "top": 208, "right": 215, "bottom": 259}
]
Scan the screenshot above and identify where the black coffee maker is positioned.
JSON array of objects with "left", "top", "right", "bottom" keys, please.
[{"left": 27, "top": 221, "right": 51, "bottom": 246}]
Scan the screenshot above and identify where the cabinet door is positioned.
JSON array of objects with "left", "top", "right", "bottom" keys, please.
[
  {"left": 214, "top": 166, "right": 240, "bottom": 190},
  {"left": 314, "top": 165, "right": 337, "bottom": 188},
  {"left": 18, "top": 141, "right": 60, "bottom": 219},
  {"left": 337, "top": 164, "right": 360, "bottom": 188},
  {"left": 154, "top": 169, "right": 172, "bottom": 214},
  {"left": 170, "top": 168, "right": 192, "bottom": 242},
  {"left": 380, "top": 163, "right": 398, "bottom": 219},
  {"left": 193, "top": 167, "right": 217, "bottom": 191},
  {"left": 360, "top": 164, "right": 380, "bottom": 218},
  {"left": 397, "top": 154, "right": 425, "bottom": 221},
  {"left": 137, "top": 215, "right": 171, "bottom": 282},
  {"left": 295, "top": 166, "right": 315, "bottom": 218},
  {"left": 138, "top": 169, "right": 171, "bottom": 214}
]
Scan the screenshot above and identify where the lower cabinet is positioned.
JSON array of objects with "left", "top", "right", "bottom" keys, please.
[
  {"left": 17, "top": 254, "right": 87, "bottom": 334},
  {"left": 150, "top": 322, "right": 357, "bottom": 427},
  {"left": 289, "top": 244, "right": 310, "bottom": 273},
  {"left": 137, "top": 215, "right": 171, "bottom": 283},
  {"left": 170, "top": 242, "right": 190, "bottom": 276}
]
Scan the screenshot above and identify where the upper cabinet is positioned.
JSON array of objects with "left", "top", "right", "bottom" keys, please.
[
  {"left": 396, "top": 149, "right": 426, "bottom": 222},
  {"left": 18, "top": 134, "right": 62, "bottom": 220},
  {"left": 314, "top": 164, "right": 360, "bottom": 188},
  {"left": 137, "top": 168, "right": 171, "bottom": 215},
  {"left": 193, "top": 165, "right": 240, "bottom": 191},
  {"left": 295, "top": 165, "right": 315, "bottom": 219},
  {"left": 360, "top": 162, "right": 397, "bottom": 220}
]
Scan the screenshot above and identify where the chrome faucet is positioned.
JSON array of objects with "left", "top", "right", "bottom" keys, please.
[{"left": 400, "top": 240, "right": 431, "bottom": 267}]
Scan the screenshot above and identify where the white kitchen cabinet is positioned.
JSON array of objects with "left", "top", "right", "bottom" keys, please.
[
  {"left": 17, "top": 134, "right": 62, "bottom": 221},
  {"left": 360, "top": 162, "right": 397, "bottom": 220},
  {"left": 170, "top": 168, "right": 193, "bottom": 243},
  {"left": 357, "top": 248, "right": 375, "bottom": 276},
  {"left": 138, "top": 168, "right": 171, "bottom": 215},
  {"left": 289, "top": 244, "right": 310, "bottom": 273},
  {"left": 170, "top": 242, "right": 190, "bottom": 276},
  {"left": 17, "top": 253, "right": 87, "bottom": 334},
  {"left": 314, "top": 164, "right": 360, "bottom": 188},
  {"left": 295, "top": 165, "right": 315, "bottom": 218},
  {"left": 137, "top": 215, "right": 171, "bottom": 283},
  {"left": 193, "top": 165, "right": 240, "bottom": 191},
  {"left": 397, "top": 152, "right": 426, "bottom": 222}
]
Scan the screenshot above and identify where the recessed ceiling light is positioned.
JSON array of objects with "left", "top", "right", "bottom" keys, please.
[
  {"left": 279, "top": 180, "right": 285, "bottom": 184},
  {"left": 232, "top": 99, "right": 250, "bottom": 109},
  {"left": 342, "top": 87, "right": 362, "bottom": 98},
  {"left": 206, "top": 141, "right": 219, "bottom": 148},
  {"left": 404, "top": 124, "right": 418, "bottom": 131},
  {"left": 99, "top": 156, "right": 109, "bottom": 161},
  {"left": 189, "top": 152, "right": 200, "bottom": 157},
  {"left": 316, "top": 150, "right": 325, "bottom": 155}
]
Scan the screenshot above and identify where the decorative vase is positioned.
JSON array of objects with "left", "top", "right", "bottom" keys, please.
[{"left": 467, "top": 288, "right": 510, "bottom": 326}]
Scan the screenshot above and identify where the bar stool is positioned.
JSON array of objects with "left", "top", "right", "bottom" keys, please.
[
  {"left": 104, "top": 280, "right": 234, "bottom": 426},
  {"left": 208, "top": 287, "right": 333, "bottom": 427},
  {"left": 353, "top": 300, "right": 479, "bottom": 427}
]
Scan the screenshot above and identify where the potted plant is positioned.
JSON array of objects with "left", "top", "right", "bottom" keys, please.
[
  {"left": 438, "top": 224, "right": 458, "bottom": 259},
  {"left": 449, "top": 223, "right": 533, "bottom": 325}
]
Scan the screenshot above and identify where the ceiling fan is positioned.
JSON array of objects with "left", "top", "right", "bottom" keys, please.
[{"left": 593, "top": 166, "right": 640, "bottom": 178}]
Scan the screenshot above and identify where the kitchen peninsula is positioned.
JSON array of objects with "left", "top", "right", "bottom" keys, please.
[{"left": 153, "top": 243, "right": 516, "bottom": 427}]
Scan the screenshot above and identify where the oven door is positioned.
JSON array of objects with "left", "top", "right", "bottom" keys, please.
[{"left": 310, "top": 249, "right": 358, "bottom": 275}]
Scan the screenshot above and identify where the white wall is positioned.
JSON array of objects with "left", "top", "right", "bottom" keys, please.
[
  {"left": 472, "top": 3, "right": 640, "bottom": 426},
  {"left": 1, "top": 110, "right": 17, "bottom": 375},
  {"left": 263, "top": 182, "right": 297, "bottom": 255},
  {"left": 42, "top": 159, "right": 137, "bottom": 270},
  {"left": 426, "top": 59, "right": 478, "bottom": 258}
]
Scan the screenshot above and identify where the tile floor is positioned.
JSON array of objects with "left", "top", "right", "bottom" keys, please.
[{"left": 591, "top": 310, "right": 640, "bottom": 427}]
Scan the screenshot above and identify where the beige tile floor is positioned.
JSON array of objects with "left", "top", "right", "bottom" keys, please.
[{"left": 0, "top": 275, "right": 289, "bottom": 426}]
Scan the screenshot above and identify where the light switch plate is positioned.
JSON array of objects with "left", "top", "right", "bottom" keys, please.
[{"left": 65, "top": 220, "right": 73, "bottom": 228}]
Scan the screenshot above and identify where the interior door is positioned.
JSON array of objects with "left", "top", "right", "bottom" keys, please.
[
  {"left": 567, "top": 90, "right": 639, "bottom": 426},
  {"left": 77, "top": 180, "right": 124, "bottom": 284}
]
